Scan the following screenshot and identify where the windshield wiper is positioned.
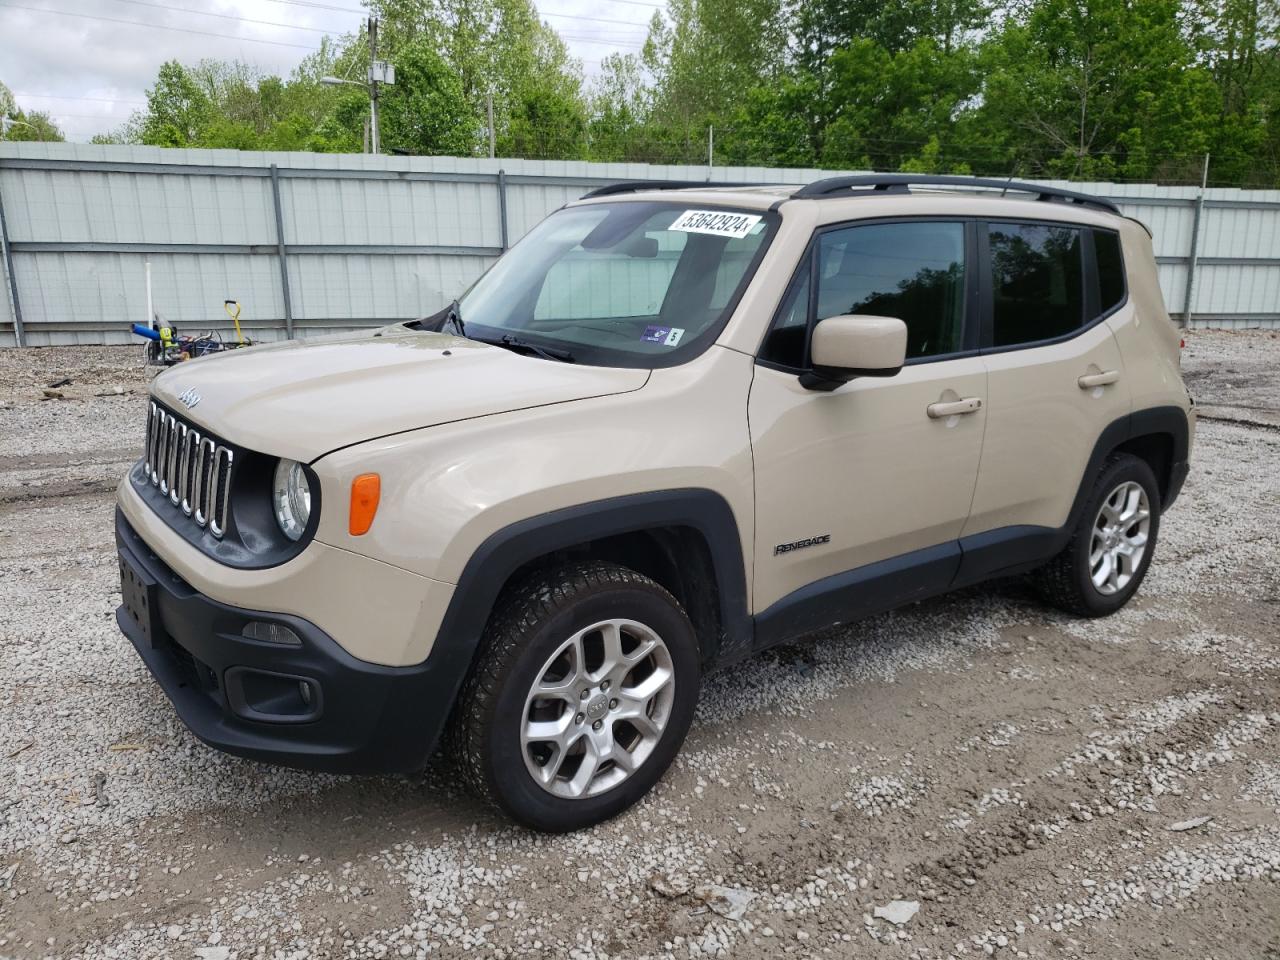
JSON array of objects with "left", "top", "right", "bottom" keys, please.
[
  {"left": 479, "top": 334, "right": 575, "bottom": 363},
  {"left": 408, "top": 299, "right": 466, "bottom": 337},
  {"left": 442, "top": 300, "right": 466, "bottom": 338}
]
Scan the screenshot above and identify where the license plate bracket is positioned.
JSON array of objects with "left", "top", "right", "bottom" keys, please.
[{"left": 119, "top": 552, "right": 161, "bottom": 649}]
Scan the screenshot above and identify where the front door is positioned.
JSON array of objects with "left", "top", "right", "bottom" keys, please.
[{"left": 749, "top": 219, "right": 987, "bottom": 643}]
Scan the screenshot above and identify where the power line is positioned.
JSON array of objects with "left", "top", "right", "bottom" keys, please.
[
  {"left": 99, "top": 0, "right": 353, "bottom": 35},
  {"left": 13, "top": 92, "right": 147, "bottom": 105},
  {"left": 0, "top": 2, "right": 324, "bottom": 50},
  {"left": 560, "top": 33, "right": 644, "bottom": 47},
  {"left": 540, "top": 9, "right": 652, "bottom": 29},
  {"left": 259, "top": 0, "right": 364, "bottom": 12},
  {"left": 571, "top": 0, "right": 665, "bottom": 8}
]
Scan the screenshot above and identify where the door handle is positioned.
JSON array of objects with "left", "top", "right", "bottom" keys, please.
[
  {"left": 927, "top": 397, "right": 983, "bottom": 419},
  {"left": 1078, "top": 370, "right": 1120, "bottom": 389}
]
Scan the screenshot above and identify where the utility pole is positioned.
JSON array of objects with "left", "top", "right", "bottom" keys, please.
[
  {"left": 320, "top": 24, "right": 391, "bottom": 154},
  {"left": 487, "top": 90, "right": 496, "bottom": 159},
  {"left": 368, "top": 16, "right": 380, "bottom": 155}
]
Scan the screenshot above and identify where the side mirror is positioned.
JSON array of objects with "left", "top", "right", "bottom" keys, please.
[{"left": 801, "top": 314, "right": 908, "bottom": 391}]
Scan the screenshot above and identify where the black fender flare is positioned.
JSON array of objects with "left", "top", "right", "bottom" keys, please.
[{"left": 423, "top": 488, "right": 751, "bottom": 734}]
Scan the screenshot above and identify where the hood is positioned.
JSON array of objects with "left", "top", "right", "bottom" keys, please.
[{"left": 151, "top": 326, "right": 650, "bottom": 462}]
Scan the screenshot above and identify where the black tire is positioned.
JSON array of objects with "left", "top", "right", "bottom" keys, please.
[
  {"left": 1035, "top": 453, "right": 1162, "bottom": 617},
  {"left": 449, "top": 561, "right": 701, "bottom": 832}
]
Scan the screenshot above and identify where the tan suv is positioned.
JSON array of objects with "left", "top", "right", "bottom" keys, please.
[{"left": 115, "top": 175, "right": 1194, "bottom": 831}]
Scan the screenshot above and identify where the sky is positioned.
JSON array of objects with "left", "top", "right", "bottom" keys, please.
[{"left": 0, "top": 0, "right": 662, "bottom": 142}]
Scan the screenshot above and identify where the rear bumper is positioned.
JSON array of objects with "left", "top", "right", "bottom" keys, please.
[{"left": 116, "top": 509, "right": 456, "bottom": 773}]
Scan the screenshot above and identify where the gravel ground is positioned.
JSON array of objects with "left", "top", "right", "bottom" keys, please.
[{"left": 1, "top": 331, "right": 1278, "bottom": 960}]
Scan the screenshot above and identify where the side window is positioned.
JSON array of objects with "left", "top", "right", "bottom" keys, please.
[
  {"left": 988, "top": 222, "right": 1084, "bottom": 347},
  {"left": 759, "top": 258, "right": 811, "bottom": 367},
  {"left": 1094, "top": 229, "right": 1126, "bottom": 314},
  {"left": 816, "top": 222, "right": 966, "bottom": 359}
]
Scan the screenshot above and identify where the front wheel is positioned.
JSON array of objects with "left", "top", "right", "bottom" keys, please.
[
  {"left": 1035, "top": 453, "right": 1162, "bottom": 617},
  {"left": 450, "top": 561, "right": 701, "bottom": 832}
]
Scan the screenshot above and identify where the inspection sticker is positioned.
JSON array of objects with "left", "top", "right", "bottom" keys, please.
[
  {"left": 670, "top": 209, "right": 762, "bottom": 240},
  {"left": 641, "top": 325, "right": 685, "bottom": 346}
]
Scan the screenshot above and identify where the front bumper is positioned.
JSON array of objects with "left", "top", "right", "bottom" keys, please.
[{"left": 116, "top": 509, "right": 456, "bottom": 773}]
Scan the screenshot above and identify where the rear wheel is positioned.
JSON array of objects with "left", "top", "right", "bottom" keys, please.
[
  {"left": 451, "top": 561, "right": 700, "bottom": 832},
  {"left": 1035, "top": 454, "right": 1161, "bottom": 617}
]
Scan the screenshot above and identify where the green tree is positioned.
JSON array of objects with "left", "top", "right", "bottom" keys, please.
[
  {"left": 970, "top": 0, "right": 1225, "bottom": 181},
  {"left": 136, "top": 61, "right": 212, "bottom": 146},
  {"left": 820, "top": 37, "right": 980, "bottom": 171},
  {"left": 643, "top": 0, "right": 787, "bottom": 132},
  {"left": 585, "top": 53, "right": 652, "bottom": 160},
  {"left": 0, "top": 80, "right": 66, "bottom": 141},
  {"left": 367, "top": 0, "right": 589, "bottom": 156},
  {"left": 379, "top": 38, "right": 478, "bottom": 154}
]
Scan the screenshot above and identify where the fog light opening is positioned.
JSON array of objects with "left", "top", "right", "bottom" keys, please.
[{"left": 241, "top": 621, "right": 303, "bottom": 647}]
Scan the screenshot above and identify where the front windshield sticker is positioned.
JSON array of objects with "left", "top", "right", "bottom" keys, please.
[
  {"left": 670, "top": 210, "right": 763, "bottom": 240},
  {"left": 641, "top": 325, "right": 685, "bottom": 346}
]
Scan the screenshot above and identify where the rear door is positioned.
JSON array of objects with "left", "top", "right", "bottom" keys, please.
[
  {"left": 749, "top": 219, "right": 987, "bottom": 642},
  {"left": 961, "top": 221, "right": 1130, "bottom": 552}
]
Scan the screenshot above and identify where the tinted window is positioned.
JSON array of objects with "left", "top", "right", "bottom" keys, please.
[
  {"left": 1094, "top": 229, "right": 1125, "bottom": 313},
  {"left": 989, "top": 223, "right": 1083, "bottom": 347},
  {"left": 759, "top": 260, "right": 811, "bottom": 367},
  {"left": 813, "top": 222, "right": 966, "bottom": 359}
]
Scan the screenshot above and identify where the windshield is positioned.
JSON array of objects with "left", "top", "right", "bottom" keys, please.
[{"left": 456, "top": 201, "right": 776, "bottom": 367}]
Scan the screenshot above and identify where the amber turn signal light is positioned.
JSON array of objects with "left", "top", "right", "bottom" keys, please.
[{"left": 349, "top": 473, "right": 381, "bottom": 536}]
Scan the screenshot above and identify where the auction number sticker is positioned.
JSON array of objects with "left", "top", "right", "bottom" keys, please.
[{"left": 670, "top": 209, "right": 762, "bottom": 240}]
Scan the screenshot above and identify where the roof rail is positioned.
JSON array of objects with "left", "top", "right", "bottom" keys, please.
[
  {"left": 791, "top": 174, "right": 1121, "bottom": 215},
  {"left": 581, "top": 180, "right": 775, "bottom": 199}
]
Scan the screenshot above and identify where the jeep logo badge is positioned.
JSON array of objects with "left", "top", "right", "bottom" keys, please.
[{"left": 178, "top": 388, "right": 201, "bottom": 409}]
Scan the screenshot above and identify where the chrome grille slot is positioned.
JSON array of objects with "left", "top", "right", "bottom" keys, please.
[
  {"left": 193, "top": 436, "right": 215, "bottom": 527},
  {"left": 139, "top": 403, "right": 234, "bottom": 538},
  {"left": 144, "top": 401, "right": 158, "bottom": 478},
  {"left": 178, "top": 428, "right": 199, "bottom": 516},
  {"left": 209, "top": 446, "right": 234, "bottom": 538},
  {"left": 167, "top": 420, "right": 186, "bottom": 506}
]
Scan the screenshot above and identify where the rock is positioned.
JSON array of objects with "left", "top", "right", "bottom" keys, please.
[
  {"left": 650, "top": 872, "right": 694, "bottom": 898},
  {"left": 195, "top": 949, "right": 231, "bottom": 960},
  {"left": 1167, "top": 816, "right": 1213, "bottom": 832},
  {"left": 873, "top": 900, "right": 920, "bottom": 926},
  {"left": 693, "top": 884, "right": 757, "bottom": 921}
]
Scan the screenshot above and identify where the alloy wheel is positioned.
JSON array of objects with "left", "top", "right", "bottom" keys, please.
[
  {"left": 520, "top": 618, "right": 675, "bottom": 799},
  {"left": 1090, "top": 480, "right": 1151, "bottom": 595}
]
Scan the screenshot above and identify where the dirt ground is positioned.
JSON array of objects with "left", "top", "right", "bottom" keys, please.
[{"left": 1, "top": 331, "right": 1278, "bottom": 960}]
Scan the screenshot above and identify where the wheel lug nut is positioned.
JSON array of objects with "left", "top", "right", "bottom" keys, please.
[
  {"left": 609, "top": 699, "right": 618, "bottom": 710},
  {"left": 592, "top": 720, "right": 603, "bottom": 731},
  {"left": 575, "top": 713, "right": 584, "bottom": 724},
  {"left": 601, "top": 680, "right": 611, "bottom": 691},
  {"left": 580, "top": 689, "right": 590, "bottom": 700}
]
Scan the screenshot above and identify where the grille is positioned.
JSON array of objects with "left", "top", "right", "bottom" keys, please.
[{"left": 143, "top": 401, "right": 235, "bottom": 538}]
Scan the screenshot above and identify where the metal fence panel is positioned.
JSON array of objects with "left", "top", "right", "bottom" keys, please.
[{"left": 2, "top": 141, "right": 1279, "bottom": 346}]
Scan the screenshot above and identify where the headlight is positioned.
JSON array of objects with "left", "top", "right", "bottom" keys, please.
[{"left": 272, "top": 458, "right": 312, "bottom": 541}]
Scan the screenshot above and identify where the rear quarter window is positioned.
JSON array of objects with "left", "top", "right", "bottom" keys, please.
[{"left": 1094, "top": 229, "right": 1126, "bottom": 314}]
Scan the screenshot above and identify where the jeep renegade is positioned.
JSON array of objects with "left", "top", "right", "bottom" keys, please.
[{"left": 115, "top": 174, "right": 1194, "bottom": 831}]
